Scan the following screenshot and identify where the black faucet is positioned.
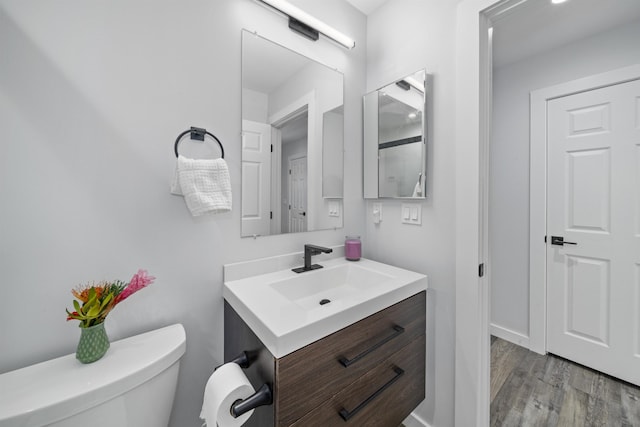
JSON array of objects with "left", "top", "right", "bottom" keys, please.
[{"left": 292, "top": 244, "right": 333, "bottom": 273}]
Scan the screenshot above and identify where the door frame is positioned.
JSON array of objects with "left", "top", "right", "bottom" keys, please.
[
  {"left": 269, "top": 91, "right": 316, "bottom": 229},
  {"left": 455, "top": 1, "right": 493, "bottom": 425},
  {"left": 528, "top": 64, "right": 640, "bottom": 355},
  {"left": 271, "top": 127, "right": 282, "bottom": 235},
  {"left": 456, "top": 0, "right": 541, "bottom": 425}
]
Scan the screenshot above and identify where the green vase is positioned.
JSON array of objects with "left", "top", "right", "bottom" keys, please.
[{"left": 76, "top": 322, "right": 110, "bottom": 363}]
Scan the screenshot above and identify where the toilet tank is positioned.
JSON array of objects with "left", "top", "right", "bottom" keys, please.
[{"left": 0, "top": 324, "right": 186, "bottom": 427}]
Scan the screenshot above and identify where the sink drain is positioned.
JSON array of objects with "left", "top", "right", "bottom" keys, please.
[{"left": 319, "top": 299, "right": 331, "bottom": 305}]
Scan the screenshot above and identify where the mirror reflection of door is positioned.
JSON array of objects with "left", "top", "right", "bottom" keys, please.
[
  {"left": 288, "top": 155, "right": 307, "bottom": 233},
  {"left": 276, "top": 111, "right": 308, "bottom": 234},
  {"left": 241, "top": 30, "right": 344, "bottom": 237},
  {"left": 241, "top": 120, "right": 271, "bottom": 237}
]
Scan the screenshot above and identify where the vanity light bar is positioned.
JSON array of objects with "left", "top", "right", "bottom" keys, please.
[
  {"left": 257, "top": 0, "right": 356, "bottom": 49},
  {"left": 404, "top": 76, "right": 425, "bottom": 94}
]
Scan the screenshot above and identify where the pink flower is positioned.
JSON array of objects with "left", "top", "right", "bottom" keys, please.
[{"left": 115, "top": 269, "right": 155, "bottom": 304}]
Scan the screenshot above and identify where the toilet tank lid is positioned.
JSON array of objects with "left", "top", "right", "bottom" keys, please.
[{"left": 0, "top": 323, "right": 186, "bottom": 427}]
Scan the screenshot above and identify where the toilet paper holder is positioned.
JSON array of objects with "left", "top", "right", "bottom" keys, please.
[
  {"left": 230, "top": 383, "right": 273, "bottom": 418},
  {"left": 223, "top": 351, "right": 273, "bottom": 418},
  {"left": 228, "top": 351, "right": 251, "bottom": 369}
]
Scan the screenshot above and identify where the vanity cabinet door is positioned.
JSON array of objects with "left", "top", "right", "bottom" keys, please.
[
  {"left": 290, "top": 335, "right": 426, "bottom": 427},
  {"left": 275, "top": 292, "right": 426, "bottom": 426}
]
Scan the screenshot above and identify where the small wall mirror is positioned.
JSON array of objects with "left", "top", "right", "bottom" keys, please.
[
  {"left": 241, "top": 30, "right": 344, "bottom": 237},
  {"left": 363, "top": 70, "right": 428, "bottom": 199}
]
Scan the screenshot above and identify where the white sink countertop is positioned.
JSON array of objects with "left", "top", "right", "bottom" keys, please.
[{"left": 223, "top": 256, "right": 427, "bottom": 358}]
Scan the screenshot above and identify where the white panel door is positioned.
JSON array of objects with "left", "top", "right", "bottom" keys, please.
[
  {"left": 546, "top": 78, "right": 640, "bottom": 385},
  {"left": 241, "top": 120, "right": 271, "bottom": 237},
  {"left": 288, "top": 156, "right": 307, "bottom": 233}
]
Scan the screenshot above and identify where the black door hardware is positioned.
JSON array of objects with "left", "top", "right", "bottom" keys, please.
[{"left": 550, "top": 236, "right": 577, "bottom": 246}]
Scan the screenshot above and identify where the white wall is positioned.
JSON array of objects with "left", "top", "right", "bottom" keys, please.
[
  {"left": 490, "top": 19, "right": 640, "bottom": 340},
  {"left": 365, "top": 1, "right": 461, "bottom": 426},
  {"left": 0, "top": 1, "right": 365, "bottom": 426},
  {"left": 322, "top": 108, "right": 344, "bottom": 197}
]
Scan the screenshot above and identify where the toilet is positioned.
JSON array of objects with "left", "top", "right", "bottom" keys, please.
[{"left": 0, "top": 324, "right": 186, "bottom": 427}]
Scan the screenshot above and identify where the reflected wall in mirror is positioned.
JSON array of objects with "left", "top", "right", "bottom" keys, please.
[
  {"left": 322, "top": 105, "right": 344, "bottom": 198},
  {"left": 241, "top": 30, "right": 344, "bottom": 237},
  {"left": 363, "top": 70, "right": 428, "bottom": 199}
]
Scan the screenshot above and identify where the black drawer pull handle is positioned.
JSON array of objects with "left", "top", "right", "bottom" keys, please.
[
  {"left": 338, "top": 366, "right": 405, "bottom": 421},
  {"left": 338, "top": 325, "right": 405, "bottom": 367}
]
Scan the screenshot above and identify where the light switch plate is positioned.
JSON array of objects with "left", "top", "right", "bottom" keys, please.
[
  {"left": 401, "top": 203, "right": 422, "bottom": 225},
  {"left": 372, "top": 202, "right": 382, "bottom": 223},
  {"left": 328, "top": 201, "right": 340, "bottom": 217}
]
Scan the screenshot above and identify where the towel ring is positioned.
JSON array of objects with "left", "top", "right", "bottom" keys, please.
[{"left": 174, "top": 127, "right": 225, "bottom": 159}]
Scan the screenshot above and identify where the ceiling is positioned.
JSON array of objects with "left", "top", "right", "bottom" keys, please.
[
  {"left": 492, "top": 0, "right": 640, "bottom": 67},
  {"left": 344, "top": 0, "right": 389, "bottom": 15},
  {"left": 345, "top": 0, "right": 640, "bottom": 68}
]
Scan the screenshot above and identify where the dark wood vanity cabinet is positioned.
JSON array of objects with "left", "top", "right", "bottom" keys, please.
[{"left": 224, "top": 291, "right": 426, "bottom": 427}]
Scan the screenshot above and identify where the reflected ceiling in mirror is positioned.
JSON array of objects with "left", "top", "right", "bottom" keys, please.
[
  {"left": 241, "top": 30, "right": 344, "bottom": 237},
  {"left": 363, "top": 70, "right": 428, "bottom": 199}
]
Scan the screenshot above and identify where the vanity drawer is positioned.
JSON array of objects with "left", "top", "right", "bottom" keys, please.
[
  {"left": 275, "top": 291, "right": 426, "bottom": 426},
  {"left": 290, "top": 335, "right": 426, "bottom": 427}
]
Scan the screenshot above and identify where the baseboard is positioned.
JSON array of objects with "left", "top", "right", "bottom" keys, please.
[
  {"left": 490, "top": 323, "right": 530, "bottom": 348},
  {"left": 403, "top": 411, "right": 430, "bottom": 427}
]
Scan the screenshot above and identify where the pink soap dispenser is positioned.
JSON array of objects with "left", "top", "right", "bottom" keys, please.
[{"left": 345, "top": 236, "right": 361, "bottom": 261}]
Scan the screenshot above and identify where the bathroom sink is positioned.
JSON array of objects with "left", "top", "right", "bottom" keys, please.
[
  {"left": 223, "top": 257, "right": 427, "bottom": 358},
  {"left": 269, "top": 263, "right": 393, "bottom": 310}
]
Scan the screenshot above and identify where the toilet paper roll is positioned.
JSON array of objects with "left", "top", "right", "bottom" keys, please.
[{"left": 200, "top": 363, "right": 255, "bottom": 427}]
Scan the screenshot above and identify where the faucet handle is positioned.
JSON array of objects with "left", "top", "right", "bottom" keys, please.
[{"left": 293, "top": 244, "right": 332, "bottom": 273}]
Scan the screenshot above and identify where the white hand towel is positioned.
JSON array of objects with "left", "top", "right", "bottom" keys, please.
[
  {"left": 170, "top": 163, "right": 183, "bottom": 195},
  {"left": 172, "top": 155, "right": 232, "bottom": 216},
  {"left": 411, "top": 177, "right": 423, "bottom": 198}
]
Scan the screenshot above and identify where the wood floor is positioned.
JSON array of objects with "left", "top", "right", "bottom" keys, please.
[{"left": 491, "top": 337, "right": 640, "bottom": 426}]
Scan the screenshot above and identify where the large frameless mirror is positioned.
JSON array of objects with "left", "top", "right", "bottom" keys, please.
[
  {"left": 363, "top": 70, "right": 428, "bottom": 199},
  {"left": 241, "top": 30, "right": 344, "bottom": 237}
]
